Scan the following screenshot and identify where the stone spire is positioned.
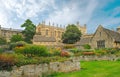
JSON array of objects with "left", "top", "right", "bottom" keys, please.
[
  {"left": 64, "top": 25, "right": 65, "bottom": 28},
  {"left": 52, "top": 23, "right": 54, "bottom": 26},
  {"left": 57, "top": 24, "right": 58, "bottom": 27},
  {"left": 60, "top": 24, "right": 62, "bottom": 28},
  {"left": 49, "top": 21, "right": 51, "bottom": 26},
  {"left": 42, "top": 21, "right": 45, "bottom": 25}
]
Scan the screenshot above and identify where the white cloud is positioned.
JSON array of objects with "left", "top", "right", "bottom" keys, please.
[
  {"left": 1, "top": 0, "right": 56, "bottom": 19},
  {"left": 45, "top": 0, "right": 98, "bottom": 27},
  {"left": 0, "top": 0, "right": 120, "bottom": 33},
  {"left": 0, "top": 0, "right": 56, "bottom": 28}
]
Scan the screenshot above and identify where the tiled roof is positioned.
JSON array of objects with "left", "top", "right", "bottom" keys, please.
[
  {"left": 103, "top": 27, "right": 120, "bottom": 42},
  {"left": 76, "top": 37, "right": 92, "bottom": 45},
  {"left": 1, "top": 27, "right": 22, "bottom": 32}
]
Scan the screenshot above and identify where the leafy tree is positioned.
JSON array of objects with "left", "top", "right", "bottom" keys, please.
[
  {"left": 62, "top": 24, "right": 81, "bottom": 44},
  {"left": 10, "top": 34, "right": 23, "bottom": 42},
  {"left": 0, "top": 37, "right": 6, "bottom": 45},
  {"left": 21, "top": 19, "right": 36, "bottom": 43}
]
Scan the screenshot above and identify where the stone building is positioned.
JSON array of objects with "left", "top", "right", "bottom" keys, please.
[
  {"left": 33, "top": 21, "right": 87, "bottom": 46},
  {"left": 0, "top": 25, "right": 22, "bottom": 42},
  {"left": 77, "top": 25, "right": 120, "bottom": 49}
]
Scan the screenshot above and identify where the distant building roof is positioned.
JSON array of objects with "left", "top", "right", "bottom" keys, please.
[
  {"left": 103, "top": 27, "right": 120, "bottom": 42},
  {"left": 76, "top": 37, "right": 92, "bottom": 45},
  {"left": 1, "top": 27, "right": 22, "bottom": 32},
  {"left": 33, "top": 35, "right": 56, "bottom": 42}
]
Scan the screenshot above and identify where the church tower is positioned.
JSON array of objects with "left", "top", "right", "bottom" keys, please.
[{"left": 76, "top": 21, "right": 87, "bottom": 35}]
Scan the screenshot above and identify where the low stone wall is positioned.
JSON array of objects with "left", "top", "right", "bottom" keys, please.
[
  {"left": 73, "top": 55, "right": 120, "bottom": 61},
  {"left": 0, "top": 59, "right": 80, "bottom": 77}
]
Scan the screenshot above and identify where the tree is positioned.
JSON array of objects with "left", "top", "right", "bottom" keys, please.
[
  {"left": 62, "top": 24, "right": 81, "bottom": 44},
  {"left": 11, "top": 34, "right": 23, "bottom": 42},
  {"left": 0, "top": 37, "right": 6, "bottom": 45},
  {"left": 21, "top": 19, "right": 36, "bottom": 43}
]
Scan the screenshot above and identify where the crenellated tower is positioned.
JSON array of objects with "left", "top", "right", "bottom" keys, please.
[{"left": 76, "top": 21, "right": 87, "bottom": 35}]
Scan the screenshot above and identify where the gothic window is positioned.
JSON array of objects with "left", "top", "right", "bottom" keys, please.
[
  {"left": 46, "top": 29, "right": 48, "bottom": 35},
  {"left": 97, "top": 40, "right": 105, "bottom": 48},
  {"left": 58, "top": 31, "right": 60, "bottom": 38},
  {"left": 100, "top": 32, "right": 101, "bottom": 36},
  {"left": 51, "top": 32, "right": 52, "bottom": 36},
  {"left": 38, "top": 27, "right": 41, "bottom": 32},
  {"left": 55, "top": 31, "right": 56, "bottom": 36}
]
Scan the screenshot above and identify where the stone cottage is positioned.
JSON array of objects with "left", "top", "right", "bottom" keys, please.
[{"left": 77, "top": 25, "right": 120, "bottom": 49}]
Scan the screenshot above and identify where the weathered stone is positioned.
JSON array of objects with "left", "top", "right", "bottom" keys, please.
[{"left": 0, "top": 58, "right": 81, "bottom": 77}]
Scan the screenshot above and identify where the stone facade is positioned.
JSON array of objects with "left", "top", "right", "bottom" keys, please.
[
  {"left": 0, "top": 59, "right": 80, "bottom": 77},
  {"left": 90, "top": 25, "right": 120, "bottom": 48},
  {"left": 33, "top": 21, "right": 87, "bottom": 46},
  {"left": 0, "top": 25, "right": 22, "bottom": 42},
  {"left": 77, "top": 25, "right": 120, "bottom": 49}
]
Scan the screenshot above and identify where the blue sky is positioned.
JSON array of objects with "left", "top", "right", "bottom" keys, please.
[{"left": 0, "top": 0, "right": 120, "bottom": 33}]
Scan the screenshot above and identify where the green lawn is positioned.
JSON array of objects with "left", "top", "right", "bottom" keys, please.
[{"left": 52, "top": 61, "right": 120, "bottom": 77}]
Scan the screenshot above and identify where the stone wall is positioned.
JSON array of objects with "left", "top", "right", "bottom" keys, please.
[
  {"left": 73, "top": 55, "right": 120, "bottom": 61},
  {"left": 0, "top": 59, "right": 80, "bottom": 77}
]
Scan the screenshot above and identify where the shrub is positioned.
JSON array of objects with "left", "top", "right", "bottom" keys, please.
[
  {"left": 14, "top": 47, "right": 25, "bottom": 54},
  {"left": 9, "top": 43, "right": 17, "bottom": 50},
  {"left": 0, "top": 37, "right": 6, "bottom": 45},
  {"left": 10, "top": 34, "right": 23, "bottom": 43},
  {"left": 82, "top": 51, "right": 95, "bottom": 55},
  {"left": 9, "top": 41, "right": 27, "bottom": 50},
  {"left": 60, "top": 50, "right": 74, "bottom": 57},
  {"left": 68, "top": 48, "right": 81, "bottom": 53},
  {"left": 83, "top": 44, "right": 91, "bottom": 49},
  {"left": 94, "top": 48, "right": 108, "bottom": 56},
  {"left": 0, "top": 53, "right": 15, "bottom": 70},
  {"left": 49, "top": 48, "right": 61, "bottom": 56},
  {"left": 63, "top": 44, "right": 75, "bottom": 49},
  {"left": 14, "top": 45, "right": 49, "bottom": 57},
  {"left": 0, "top": 48, "right": 4, "bottom": 53}
]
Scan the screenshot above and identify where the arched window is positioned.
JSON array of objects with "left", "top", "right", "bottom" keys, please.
[
  {"left": 46, "top": 29, "right": 48, "bottom": 35},
  {"left": 54, "top": 31, "right": 56, "bottom": 36},
  {"left": 38, "top": 27, "right": 41, "bottom": 32},
  {"left": 58, "top": 31, "right": 60, "bottom": 38}
]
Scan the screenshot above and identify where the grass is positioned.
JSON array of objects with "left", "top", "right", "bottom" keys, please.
[{"left": 51, "top": 61, "right": 120, "bottom": 77}]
